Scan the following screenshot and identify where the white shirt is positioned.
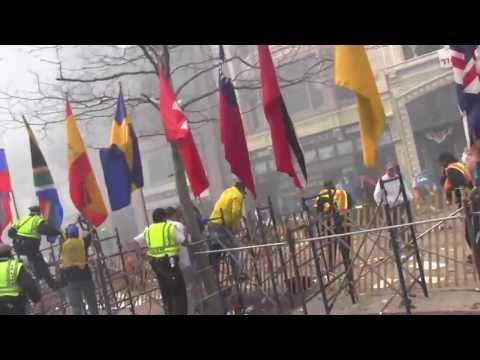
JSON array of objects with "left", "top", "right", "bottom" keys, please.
[
  {"left": 374, "top": 174, "right": 413, "bottom": 208},
  {"left": 133, "top": 220, "right": 190, "bottom": 269}
]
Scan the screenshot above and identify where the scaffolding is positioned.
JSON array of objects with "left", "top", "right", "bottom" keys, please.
[{"left": 21, "top": 178, "right": 480, "bottom": 315}]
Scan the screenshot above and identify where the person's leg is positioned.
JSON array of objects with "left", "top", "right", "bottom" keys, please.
[
  {"left": 151, "top": 258, "right": 172, "bottom": 315},
  {"left": 81, "top": 280, "right": 99, "bottom": 315},
  {"left": 66, "top": 282, "right": 84, "bottom": 315},
  {"left": 170, "top": 265, "right": 188, "bottom": 315}
]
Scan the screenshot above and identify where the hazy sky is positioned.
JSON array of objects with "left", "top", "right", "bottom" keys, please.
[{"left": 0, "top": 46, "right": 109, "bottom": 226}]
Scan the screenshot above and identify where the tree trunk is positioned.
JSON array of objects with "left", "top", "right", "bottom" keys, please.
[
  {"left": 159, "top": 45, "right": 223, "bottom": 314},
  {"left": 171, "top": 143, "right": 224, "bottom": 314}
]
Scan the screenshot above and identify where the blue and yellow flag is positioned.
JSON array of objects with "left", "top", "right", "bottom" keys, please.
[{"left": 100, "top": 89, "right": 144, "bottom": 211}]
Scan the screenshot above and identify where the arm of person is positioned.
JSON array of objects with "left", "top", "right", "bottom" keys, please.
[
  {"left": 131, "top": 229, "right": 147, "bottom": 248},
  {"left": 174, "top": 223, "right": 186, "bottom": 246},
  {"left": 17, "top": 267, "right": 41, "bottom": 304},
  {"left": 373, "top": 181, "right": 382, "bottom": 205},
  {"left": 38, "top": 221, "right": 62, "bottom": 237}
]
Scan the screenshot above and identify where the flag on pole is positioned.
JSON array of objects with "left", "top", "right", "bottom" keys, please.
[
  {"left": 218, "top": 46, "right": 256, "bottom": 197},
  {"left": 257, "top": 45, "right": 307, "bottom": 189},
  {"left": 0, "top": 149, "right": 12, "bottom": 241},
  {"left": 159, "top": 67, "right": 209, "bottom": 198},
  {"left": 100, "top": 88, "right": 144, "bottom": 211},
  {"left": 335, "top": 45, "right": 385, "bottom": 167},
  {"left": 66, "top": 99, "right": 108, "bottom": 227},
  {"left": 450, "top": 45, "right": 480, "bottom": 143},
  {"left": 24, "top": 121, "right": 63, "bottom": 243}
]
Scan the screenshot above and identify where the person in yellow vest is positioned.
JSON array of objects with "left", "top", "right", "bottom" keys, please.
[
  {"left": 0, "top": 244, "right": 42, "bottom": 315},
  {"left": 134, "top": 208, "right": 187, "bottom": 315},
  {"left": 315, "top": 180, "right": 355, "bottom": 288},
  {"left": 60, "top": 223, "right": 98, "bottom": 315},
  {"left": 8, "top": 206, "right": 63, "bottom": 290},
  {"left": 439, "top": 152, "right": 474, "bottom": 263},
  {"left": 315, "top": 181, "right": 352, "bottom": 216},
  {"left": 439, "top": 152, "right": 473, "bottom": 206},
  {"left": 209, "top": 182, "right": 246, "bottom": 280}
]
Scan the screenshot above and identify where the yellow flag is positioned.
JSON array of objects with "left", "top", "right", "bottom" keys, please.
[{"left": 335, "top": 45, "right": 385, "bottom": 167}]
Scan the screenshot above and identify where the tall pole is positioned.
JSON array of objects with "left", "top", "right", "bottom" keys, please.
[
  {"left": 161, "top": 46, "right": 224, "bottom": 314},
  {"left": 139, "top": 188, "right": 150, "bottom": 227},
  {"left": 10, "top": 190, "right": 19, "bottom": 220}
]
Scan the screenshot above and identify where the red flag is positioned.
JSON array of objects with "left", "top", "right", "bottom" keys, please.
[
  {"left": 219, "top": 74, "right": 256, "bottom": 197},
  {"left": 159, "top": 68, "right": 209, "bottom": 197},
  {"left": 257, "top": 45, "right": 307, "bottom": 189}
]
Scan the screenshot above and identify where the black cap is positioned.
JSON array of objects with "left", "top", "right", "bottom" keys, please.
[
  {"left": 29, "top": 205, "right": 41, "bottom": 213},
  {"left": 324, "top": 180, "right": 334, "bottom": 189}
]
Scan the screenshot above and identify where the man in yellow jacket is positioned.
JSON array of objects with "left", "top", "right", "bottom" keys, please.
[
  {"left": 210, "top": 182, "right": 246, "bottom": 231},
  {"left": 209, "top": 182, "right": 246, "bottom": 279}
]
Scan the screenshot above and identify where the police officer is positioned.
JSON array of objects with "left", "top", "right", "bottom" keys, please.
[
  {"left": 60, "top": 223, "right": 99, "bottom": 315},
  {"left": 0, "top": 244, "right": 42, "bottom": 315},
  {"left": 134, "top": 208, "right": 187, "bottom": 315},
  {"left": 8, "top": 206, "right": 63, "bottom": 290}
]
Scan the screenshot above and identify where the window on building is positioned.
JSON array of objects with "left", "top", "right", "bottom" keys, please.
[
  {"left": 304, "top": 149, "right": 317, "bottom": 164},
  {"left": 317, "top": 144, "right": 336, "bottom": 160},
  {"left": 336, "top": 140, "right": 354, "bottom": 156},
  {"left": 402, "top": 45, "right": 442, "bottom": 60},
  {"left": 236, "top": 45, "right": 254, "bottom": 59},
  {"left": 147, "top": 147, "right": 174, "bottom": 186},
  {"left": 333, "top": 86, "right": 356, "bottom": 107},
  {"left": 282, "top": 83, "right": 310, "bottom": 116},
  {"left": 308, "top": 82, "right": 326, "bottom": 110},
  {"left": 241, "top": 89, "right": 262, "bottom": 132},
  {"left": 254, "top": 161, "right": 268, "bottom": 175}
]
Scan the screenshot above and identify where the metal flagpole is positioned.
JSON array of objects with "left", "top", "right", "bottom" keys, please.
[
  {"left": 10, "top": 189, "right": 19, "bottom": 220},
  {"left": 140, "top": 188, "right": 150, "bottom": 226},
  {"left": 463, "top": 114, "right": 471, "bottom": 146}
]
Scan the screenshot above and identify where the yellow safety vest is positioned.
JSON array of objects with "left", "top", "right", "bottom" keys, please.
[
  {"left": 0, "top": 258, "right": 23, "bottom": 297},
  {"left": 12, "top": 215, "right": 43, "bottom": 240},
  {"left": 315, "top": 189, "right": 349, "bottom": 213},
  {"left": 144, "top": 222, "right": 178, "bottom": 258},
  {"left": 443, "top": 162, "right": 473, "bottom": 193},
  {"left": 60, "top": 237, "right": 87, "bottom": 270}
]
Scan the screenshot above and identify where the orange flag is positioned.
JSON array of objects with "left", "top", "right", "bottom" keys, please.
[{"left": 66, "top": 99, "right": 108, "bottom": 227}]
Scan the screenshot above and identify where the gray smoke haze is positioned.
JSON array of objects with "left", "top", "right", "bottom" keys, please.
[{"left": 0, "top": 46, "right": 112, "bottom": 233}]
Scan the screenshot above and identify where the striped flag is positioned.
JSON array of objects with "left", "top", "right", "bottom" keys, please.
[
  {"left": 66, "top": 100, "right": 108, "bottom": 227},
  {"left": 450, "top": 45, "right": 480, "bottom": 142},
  {"left": 0, "top": 149, "right": 12, "bottom": 241},
  {"left": 218, "top": 45, "right": 256, "bottom": 197},
  {"left": 257, "top": 45, "right": 307, "bottom": 189},
  {"left": 24, "top": 121, "right": 63, "bottom": 243},
  {"left": 100, "top": 89, "right": 144, "bottom": 211}
]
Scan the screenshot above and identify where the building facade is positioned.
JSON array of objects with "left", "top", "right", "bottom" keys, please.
[
  {"left": 133, "top": 45, "right": 465, "bottom": 222},
  {"left": 228, "top": 45, "right": 465, "bottom": 214}
]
